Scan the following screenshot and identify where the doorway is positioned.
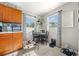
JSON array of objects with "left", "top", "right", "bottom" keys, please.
[
  {"left": 47, "top": 11, "right": 61, "bottom": 47},
  {"left": 23, "top": 13, "right": 36, "bottom": 46},
  {"left": 24, "top": 15, "right": 35, "bottom": 41}
]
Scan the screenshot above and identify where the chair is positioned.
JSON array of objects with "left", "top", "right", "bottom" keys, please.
[
  {"left": 40, "top": 31, "right": 49, "bottom": 45},
  {"left": 32, "top": 31, "right": 40, "bottom": 41},
  {"left": 32, "top": 31, "right": 40, "bottom": 45}
]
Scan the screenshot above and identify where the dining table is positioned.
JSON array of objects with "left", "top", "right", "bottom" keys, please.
[{"left": 33, "top": 31, "right": 48, "bottom": 44}]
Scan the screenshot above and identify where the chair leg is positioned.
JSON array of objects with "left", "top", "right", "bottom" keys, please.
[
  {"left": 35, "top": 43, "right": 39, "bottom": 50},
  {"left": 46, "top": 40, "right": 48, "bottom": 45}
]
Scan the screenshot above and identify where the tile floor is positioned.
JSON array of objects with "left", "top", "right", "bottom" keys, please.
[{"left": 5, "top": 44, "right": 66, "bottom": 56}]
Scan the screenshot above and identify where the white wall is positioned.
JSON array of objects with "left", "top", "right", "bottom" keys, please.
[
  {"left": 42, "top": 2, "right": 78, "bottom": 51},
  {"left": 61, "top": 3, "right": 78, "bottom": 51},
  {"left": 78, "top": 21, "right": 79, "bottom": 56},
  {"left": 78, "top": 3, "right": 79, "bottom": 56}
]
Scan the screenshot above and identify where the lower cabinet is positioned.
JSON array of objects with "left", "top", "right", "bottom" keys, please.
[
  {"left": 0, "top": 32, "right": 23, "bottom": 56},
  {"left": 0, "top": 33, "right": 13, "bottom": 55},
  {"left": 12, "top": 32, "right": 23, "bottom": 51}
]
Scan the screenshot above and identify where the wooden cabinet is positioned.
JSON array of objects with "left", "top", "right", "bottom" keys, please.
[
  {"left": 12, "top": 32, "right": 23, "bottom": 51},
  {"left": 0, "top": 5, "right": 3, "bottom": 21},
  {"left": 2, "top": 6, "right": 13, "bottom": 23},
  {"left": 12, "top": 9, "right": 22, "bottom": 23},
  {"left": 0, "top": 4, "right": 22, "bottom": 56},
  {"left": 0, "top": 4, "right": 22, "bottom": 23},
  {"left": 0, "top": 32, "right": 23, "bottom": 55},
  {"left": 0, "top": 33, "right": 13, "bottom": 55}
]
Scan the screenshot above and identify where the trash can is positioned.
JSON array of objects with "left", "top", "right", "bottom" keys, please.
[{"left": 49, "top": 38, "right": 56, "bottom": 48}]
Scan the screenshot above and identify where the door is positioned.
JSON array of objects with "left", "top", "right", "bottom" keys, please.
[
  {"left": 2, "top": 5, "right": 13, "bottom": 22},
  {"left": 0, "top": 4, "right": 3, "bottom": 21},
  {"left": 47, "top": 12, "right": 61, "bottom": 47},
  {"left": 24, "top": 15, "right": 34, "bottom": 41},
  {"left": 12, "top": 32, "right": 23, "bottom": 51},
  {"left": 0, "top": 4, "right": 22, "bottom": 23},
  {"left": 12, "top": 9, "right": 22, "bottom": 23},
  {"left": 0, "top": 33, "right": 13, "bottom": 55}
]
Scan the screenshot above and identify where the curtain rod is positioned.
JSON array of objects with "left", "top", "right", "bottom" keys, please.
[{"left": 22, "top": 13, "right": 37, "bottom": 18}]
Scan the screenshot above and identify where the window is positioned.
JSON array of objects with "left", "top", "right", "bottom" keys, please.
[
  {"left": 25, "top": 15, "right": 34, "bottom": 28},
  {"left": 25, "top": 15, "right": 35, "bottom": 41},
  {"left": 47, "top": 13, "right": 59, "bottom": 28}
]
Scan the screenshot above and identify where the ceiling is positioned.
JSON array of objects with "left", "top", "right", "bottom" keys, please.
[{"left": 11, "top": 2, "right": 66, "bottom": 16}]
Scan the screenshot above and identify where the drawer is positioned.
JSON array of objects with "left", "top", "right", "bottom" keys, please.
[
  {"left": 0, "top": 33, "right": 12, "bottom": 38},
  {"left": 12, "top": 32, "right": 23, "bottom": 39}
]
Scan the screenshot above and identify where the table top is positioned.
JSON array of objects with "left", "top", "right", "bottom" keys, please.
[{"left": 34, "top": 32, "right": 46, "bottom": 35}]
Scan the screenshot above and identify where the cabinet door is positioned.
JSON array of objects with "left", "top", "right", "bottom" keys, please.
[
  {"left": 0, "top": 4, "right": 22, "bottom": 23},
  {"left": 2, "top": 6, "right": 13, "bottom": 22},
  {"left": 12, "top": 32, "right": 23, "bottom": 51},
  {"left": 0, "top": 4, "right": 3, "bottom": 21},
  {"left": 13, "top": 9, "right": 22, "bottom": 24},
  {"left": 16, "top": 10, "right": 22, "bottom": 24},
  {"left": 0, "top": 33, "right": 13, "bottom": 55}
]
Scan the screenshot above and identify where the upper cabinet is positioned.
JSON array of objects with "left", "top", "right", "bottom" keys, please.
[
  {"left": 2, "top": 6, "right": 13, "bottom": 23},
  {"left": 0, "top": 4, "right": 22, "bottom": 24},
  {"left": 12, "top": 9, "right": 22, "bottom": 23},
  {"left": 0, "top": 5, "right": 3, "bottom": 22}
]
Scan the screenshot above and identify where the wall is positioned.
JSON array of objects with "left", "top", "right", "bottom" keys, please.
[
  {"left": 42, "top": 2, "right": 78, "bottom": 51},
  {"left": 61, "top": 3, "right": 78, "bottom": 51},
  {"left": 78, "top": 22, "right": 79, "bottom": 55},
  {"left": 78, "top": 3, "right": 79, "bottom": 56}
]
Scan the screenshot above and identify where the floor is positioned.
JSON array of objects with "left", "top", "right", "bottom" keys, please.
[
  {"left": 33, "top": 44, "right": 65, "bottom": 56},
  {"left": 6, "top": 44, "right": 66, "bottom": 56}
]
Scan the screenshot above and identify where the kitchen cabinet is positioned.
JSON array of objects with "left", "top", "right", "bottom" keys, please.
[
  {"left": 0, "top": 33, "right": 13, "bottom": 55},
  {"left": 0, "top": 32, "right": 23, "bottom": 55},
  {"left": 0, "top": 5, "right": 3, "bottom": 21},
  {"left": 0, "top": 4, "right": 22, "bottom": 23},
  {"left": 12, "top": 9, "right": 22, "bottom": 23},
  {"left": 0, "top": 4, "right": 22, "bottom": 56},
  {"left": 12, "top": 32, "right": 23, "bottom": 51},
  {"left": 2, "top": 6, "right": 13, "bottom": 22}
]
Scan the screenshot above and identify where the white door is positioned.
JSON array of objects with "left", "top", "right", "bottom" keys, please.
[{"left": 47, "top": 12, "right": 61, "bottom": 47}]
